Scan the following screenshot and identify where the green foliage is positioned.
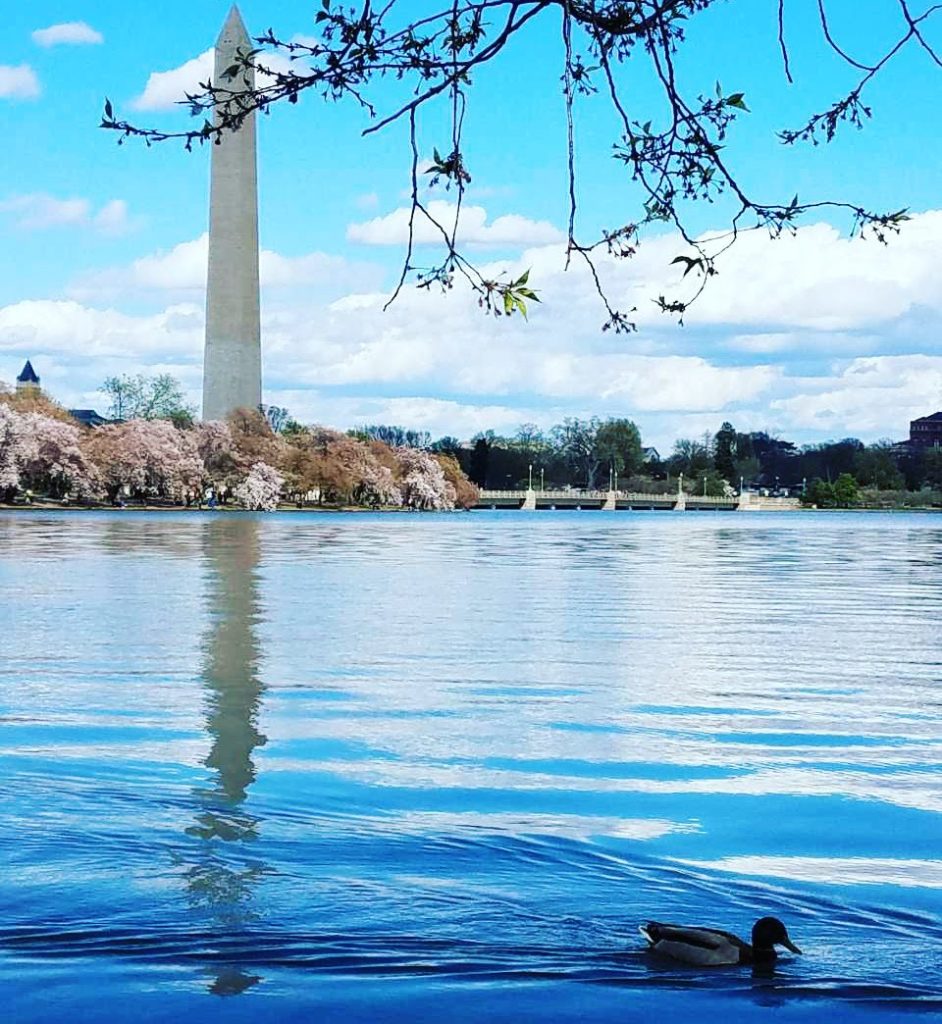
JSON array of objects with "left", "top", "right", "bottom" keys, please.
[
  {"left": 805, "top": 473, "right": 859, "bottom": 508},
  {"left": 833, "top": 473, "right": 860, "bottom": 507},
  {"left": 595, "top": 418, "right": 643, "bottom": 477},
  {"left": 669, "top": 435, "right": 713, "bottom": 478},
  {"left": 854, "top": 442, "right": 904, "bottom": 490},
  {"left": 923, "top": 448, "right": 942, "bottom": 489},
  {"left": 99, "top": 373, "right": 194, "bottom": 423}
]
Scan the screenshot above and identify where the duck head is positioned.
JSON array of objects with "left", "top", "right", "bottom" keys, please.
[{"left": 752, "top": 916, "right": 802, "bottom": 957}]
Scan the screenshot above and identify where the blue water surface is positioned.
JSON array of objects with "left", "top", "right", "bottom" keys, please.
[{"left": 2, "top": 510, "right": 941, "bottom": 1022}]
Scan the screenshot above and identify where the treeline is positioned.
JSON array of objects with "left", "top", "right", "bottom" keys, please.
[
  {"left": 0, "top": 383, "right": 478, "bottom": 511},
  {"left": 396, "top": 418, "right": 939, "bottom": 502},
  {"left": 661, "top": 423, "right": 942, "bottom": 500},
  {"left": 388, "top": 418, "right": 647, "bottom": 491}
]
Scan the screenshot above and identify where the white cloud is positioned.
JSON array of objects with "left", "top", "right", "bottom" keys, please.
[
  {"left": 131, "top": 49, "right": 296, "bottom": 112},
  {"left": 8, "top": 210, "right": 942, "bottom": 447},
  {"left": 0, "top": 65, "right": 40, "bottom": 100},
  {"left": 0, "top": 300, "right": 202, "bottom": 361},
  {"left": 131, "top": 49, "right": 212, "bottom": 112},
  {"left": 677, "top": 212, "right": 942, "bottom": 332},
  {"left": 69, "top": 234, "right": 382, "bottom": 302},
  {"left": 0, "top": 194, "right": 134, "bottom": 234},
  {"left": 93, "top": 199, "right": 134, "bottom": 236},
  {"left": 32, "top": 22, "right": 103, "bottom": 47},
  {"left": 771, "top": 355, "right": 942, "bottom": 435},
  {"left": 348, "top": 200, "right": 566, "bottom": 248}
]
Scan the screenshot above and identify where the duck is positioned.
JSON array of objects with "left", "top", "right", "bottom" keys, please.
[{"left": 639, "top": 916, "right": 802, "bottom": 966}]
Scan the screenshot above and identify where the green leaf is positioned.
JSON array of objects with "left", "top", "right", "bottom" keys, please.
[
  {"left": 104, "top": 97, "right": 113, "bottom": 120},
  {"left": 503, "top": 291, "right": 513, "bottom": 315},
  {"left": 726, "top": 93, "right": 749, "bottom": 111}
]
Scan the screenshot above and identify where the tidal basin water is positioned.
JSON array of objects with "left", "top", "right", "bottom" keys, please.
[{"left": 2, "top": 511, "right": 941, "bottom": 1022}]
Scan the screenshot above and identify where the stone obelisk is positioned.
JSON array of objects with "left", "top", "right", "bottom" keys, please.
[{"left": 202, "top": 5, "right": 262, "bottom": 422}]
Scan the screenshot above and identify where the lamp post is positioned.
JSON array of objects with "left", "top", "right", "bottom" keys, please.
[
  {"left": 609, "top": 464, "right": 614, "bottom": 491},
  {"left": 540, "top": 467, "right": 545, "bottom": 492},
  {"left": 740, "top": 475, "right": 744, "bottom": 495},
  {"left": 528, "top": 463, "right": 533, "bottom": 490}
]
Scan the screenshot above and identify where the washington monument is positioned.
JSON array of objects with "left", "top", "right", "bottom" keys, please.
[{"left": 202, "top": 5, "right": 262, "bottom": 422}]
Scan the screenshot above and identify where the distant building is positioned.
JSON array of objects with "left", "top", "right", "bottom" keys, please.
[
  {"left": 15, "top": 360, "right": 40, "bottom": 394},
  {"left": 642, "top": 446, "right": 661, "bottom": 463},
  {"left": 909, "top": 412, "right": 942, "bottom": 448},
  {"left": 69, "top": 409, "right": 113, "bottom": 428}
]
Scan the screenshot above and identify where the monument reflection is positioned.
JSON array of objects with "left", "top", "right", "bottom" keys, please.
[{"left": 186, "top": 517, "right": 268, "bottom": 995}]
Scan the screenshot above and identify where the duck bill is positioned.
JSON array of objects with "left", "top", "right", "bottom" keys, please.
[{"left": 781, "top": 937, "right": 802, "bottom": 955}]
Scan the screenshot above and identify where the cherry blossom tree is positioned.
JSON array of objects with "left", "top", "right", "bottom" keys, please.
[
  {"left": 435, "top": 453, "right": 479, "bottom": 509},
  {"left": 84, "top": 419, "right": 203, "bottom": 502},
  {"left": 196, "top": 420, "right": 242, "bottom": 497},
  {"left": 233, "top": 462, "right": 284, "bottom": 511},
  {"left": 355, "top": 463, "right": 403, "bottom": 508},
  {"left": 0, "top": 405, "right": 24, "bottom": 500},
  {"left": 17, "top": 412, "right": 99, "bottom": 499},
  {"left": 396, "top": 447, "right": 456, "bottom": 510}
]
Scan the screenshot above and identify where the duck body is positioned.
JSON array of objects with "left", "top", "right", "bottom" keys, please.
[{"left": 639, "top": 916, "right": 801, "bottom": 967}]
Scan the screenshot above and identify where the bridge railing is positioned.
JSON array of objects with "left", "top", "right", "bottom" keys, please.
[{"left": 478, "top": 489, "right": 739, "bottom": 506}]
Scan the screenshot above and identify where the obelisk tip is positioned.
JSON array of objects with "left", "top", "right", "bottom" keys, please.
[{"left": 217, "top": 5, "right": 250, "bottom": 48}]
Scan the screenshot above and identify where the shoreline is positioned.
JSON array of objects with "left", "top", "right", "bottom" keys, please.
[{"left": 2, "top": 503, "right": 940, "bottom": 515}]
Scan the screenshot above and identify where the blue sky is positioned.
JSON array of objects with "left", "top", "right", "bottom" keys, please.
[{"left": 2, "top": 2, "right": 942, "bottom": 450}]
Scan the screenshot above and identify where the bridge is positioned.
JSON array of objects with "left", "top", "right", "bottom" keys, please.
[{"left": 475, "top": 489, "right": 801, "bottom": 512}]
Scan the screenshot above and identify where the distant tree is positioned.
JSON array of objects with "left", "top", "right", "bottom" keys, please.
[
  {"left": 434, "top": 453, "right": 479, "bottom": 509},
  {"left": 227, "top": 407, "right": 287, "bottom": 469},
  {"left": 468, "top": 436, "right": 491, "bottom": 488},
  {"left": 263, "top": 405, "right": 292, "bottom": 433},
  {"left": 233, "top": 462, "right": 284, "bottom": 511},
  {"left": 669, "top": 436, "right": 712, "bottom": 478},
  {"left": 854, "top": 442, "right": 904, "bottom": 490},
  {"left": 83, "top": 419, "right": 202, "bottom": 502},
  {"left": 359, "top": 424, "right": 432, "bottom": 449},
  {"left": 0, "top": 386, "right": 75, "bottom": 423},
  {"left": 430, "top": 435, "right": 461, "bottom": 455},
  {"left": 356, "top": 463, "right": 402, "bottom": 507},
  {"left": 732, "top": 455, "right": 761, "bottom": 488},
  {"left": 691, "top": 468, "right": 728, "bottom": 497},
  {"left": 396, "top": 447, "right": 455, "bottom": 510},
  {"left": 924, "top": 448, "right": 942, "bottom": 489},
  {"left": 100, "top": 374, "right": 194, "bottom": 422},
  {"left": 196, "top": 420, "right": 242, "bottom": 494},
  {"left": 595, "top": 418, "right": 643, "bottom": 478},
  {"left": 513, "top": 423, "right": 545, "bottom": 458},
  {"left": 799, "top": 437, "right": 863, "bottom": 483},
  {"left": 713, "top": 421, "right": 738, "bottom": 481},
  {"left": 803, "top": 478, "right": 836, "bottom": 508},
  {"left": 750, "top": 432, "right": 798, "bottom": 485},
  {"left": 17, "top": 412, "right": 99, "bottom": 499},
  {"left": 552, "top": 417, "right": 602, "bottom": 488},
  {"left": 0, "top": 405, "right": 25, "bottom": 500},
  {"left": 833, "top": 472, "right": 860, "bottom": 508}
]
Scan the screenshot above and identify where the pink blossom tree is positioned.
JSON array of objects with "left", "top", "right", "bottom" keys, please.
[
  {"left": 17, "top": 412, "right": 99, "bottom": 499},
  {"left": 196, "top": 420, "right": 242, "bottom": 498},
  {"left": 0, "top": 405, "right": 24, "bottom": 500},
  {"left": 396, "top": 447, "right": 456, "bottom": 511},
  {"left": 84, "top": 419, "right": 202, "bottom": 502},
  {"left": 233, "top": 462, "right": 284, "bottom": 511},
  {"left": 355, "top": 463, "right": 402, "bottom": 508}
]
